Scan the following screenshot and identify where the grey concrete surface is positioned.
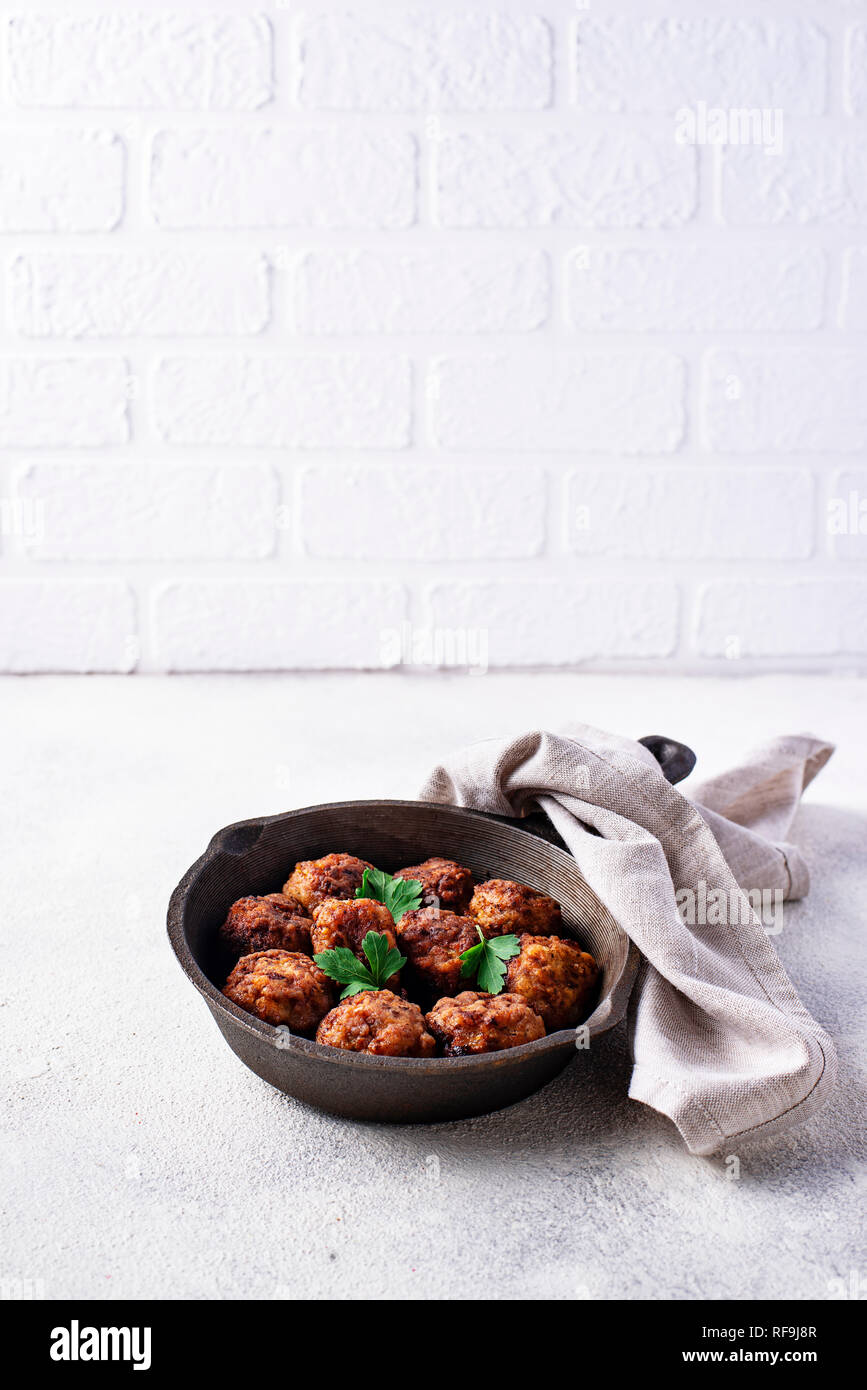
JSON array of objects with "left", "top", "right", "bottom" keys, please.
[{"left": 1, "top": 673, "right": 865, "bottom": 1301}]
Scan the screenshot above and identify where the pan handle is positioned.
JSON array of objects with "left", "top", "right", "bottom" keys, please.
[{"left": 637, "top": 734, "right": 696, "bottom": 785}]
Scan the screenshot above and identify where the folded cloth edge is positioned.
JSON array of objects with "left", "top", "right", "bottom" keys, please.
[{"left": 418, "top": 723, "right": 838, "bottom": 1156}]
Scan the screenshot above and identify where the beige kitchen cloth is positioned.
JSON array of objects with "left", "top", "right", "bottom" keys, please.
[{"left": 419, "top": 726, "right": 837, "bottom": 1156}]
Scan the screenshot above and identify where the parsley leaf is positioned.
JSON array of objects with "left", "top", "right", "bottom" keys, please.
[
  {"left": 314, "top": 930, "right": 407, "bottom": 1001},
  {"left": 355, "top": 867, "right": 423, "bottom": 923},
  {"left": 360, "top": 930, "right": 405, "bottom": 986},
  {"left": 312, "top": 945, "right": 373, "bottom": 986},
  {"left": 459, "top": 928, "right": 521, "bottom": 995},
  {"left": 458, "top": 940, "right": 485, "bottom": 978},
  {"left": 340, "top": 978, "right": 379, "bottom": 1000}
]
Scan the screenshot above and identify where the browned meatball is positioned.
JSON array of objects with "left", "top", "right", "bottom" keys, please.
[
  {"left": 469, "top": 878, "right": 562, "bottom": 937},
  {"left": 397, "top": 907, "right": 478, "bottom": 999},
  {"left": 283, "top": 852, "right": 374, "bottom": 912},
  {"left": 505, "top": 934, "right": 600, "bottom": 1032},
  {"left": 425, "top": 991, "right": 545, "bottom": 1056},
  {"left": 223, "top": 950, "right": 334, "bottom": 1033},
  {"left": 218, "top": 893, "right": 312, "bottom": 962},
  {"left": 311, "top": 898, "right": 401, "bottom": 988},
  {"left": 393, "top": 857, "right": 475, "bottom": 914},
  {"left": 316, "top": 990, "right": 436, "bottom": 1057}
]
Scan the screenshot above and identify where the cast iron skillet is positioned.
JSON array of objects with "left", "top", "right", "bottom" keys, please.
[{"left": 167, "top": 736, "right": 694, "bottom": 1124}]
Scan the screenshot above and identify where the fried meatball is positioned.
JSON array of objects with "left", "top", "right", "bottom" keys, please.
[
  {"left": 393, "top": 857, "right": 475, "bottom": 914},
  {"left": 425, "top": 991, "right": 545, "bottom": 1057},
  {"left": 316, "top": 990, "right": 436, "bottom": 1057},
  {"left": 505, "top": 934, "right": 600, "bottom": 1032},
  {"left": 283, "top": 852, "right": 374, "bottom": 912},
  {"left": 223, "top": 950, "right": 334, "bottom": 1033},
  {"left": 311, "top": 898, "right": 401, "bottom": 988},
  {"left": 397, "top": 907, "right": 478, "bottom": 1000},
  {"left": 218, "top": 893, "right": 312, "bottom": 963},
  {"left": 469, "top": 878, "right": 562, "bottom": 937}
]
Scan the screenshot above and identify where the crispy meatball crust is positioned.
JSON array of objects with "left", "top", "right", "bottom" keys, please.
[
  {"left": 311, "top": 897, "right": 397, "bottom": 957},
  {"left": 505, "top": 934, "right": 600, "bottom": 1032},
  {"left": 469, "top": 878, "right": 562, "bottom": 937},
  {"left": 311, "top": 898, "right": 401, "bottom": 988},
  {"left": 316, "top": 990, "right": 436, "bottom": 1057},
  {"left": 397, "top": 907, "right": 478, "bottom": 999},
  {"left": 425, "top": 991, "right": 545, "bottom": 1057},
  {"left": 223, "top": 950, "right": 334, "bottom": 1033},
  {"left": 393, "top": 858, "right": 475, "bottom": 914},
  {"left": 218, "top": 893, "right": 312, "bottom": 962},
  {"left": 283, "top": 853, "right": 374, "bottom": 912}
]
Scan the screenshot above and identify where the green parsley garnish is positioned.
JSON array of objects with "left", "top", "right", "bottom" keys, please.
[
  {"left": 459, "top": 927, "right": 521, "bottom": 995},
  {"left": 355, "top": 867, "right": 422, "bottom": 923},
  {"left": 314, "top": 930, "right": 406, "bottom": 1000}
]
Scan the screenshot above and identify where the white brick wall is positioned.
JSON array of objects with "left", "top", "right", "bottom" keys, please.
[
  {"left": 15, "top": 461, "right": 278, "bottom": 560},
  {"left": 566, "top": 469, "right": 815, "bottom": 561},
  {"left": 0, "top": 0, "right": 864, "bottom": 674},
  {"left": 719, "top": 133, "right": 867, "bottom": 226},
  {"left": 151, "top": 353, "right": 412, "bottom": 447},
  {"left": 292, "top": 249, "right": 550, "bottom": 334},
  {"left": 294, "top": 12, "right": 553, "bottom": 111},
  {"left": 0, "top": 127, "right": 124, "bottom": 230},
  {"left": 7, "top": 13, "right": 273, "bottom": 109},
  {"left": 9, "top": 251, "right": 271, "bottom": 337},
  {"left": 0, "top": 579, "right": 136, "bottom": 672},
  {"left": 149, "top": 128, "right": 417, "bottom": 228},
  {"left": 299, "top": 465, "right": 547, "bottom": 560},
  {"left": 432, "top": 350, "right": 686, "bottom": 453},
  {"left": 565, "top": 246, "right": 826, "bottom": 332},
  {"left": 434, "top": 130, "right": 698, "bottom": 228},
  {"left": 426, "top": 579, "right": 680, "bottom": 662},
  {"left": 154, "top": 578, "right": 408, "bottom": 671},
  {"left": 0, "top": 357, "right": 130, "bottom": 446},
  {"left": 702, "top": 349, "right": 867, "bottom": 453},
  {"left": 573, "top": 18, "right": 828, "bottom": 115}
]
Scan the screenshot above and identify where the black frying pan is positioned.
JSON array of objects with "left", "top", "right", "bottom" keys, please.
[{"left": 166, "top": 736, "right": 694, "bottom": 1123}]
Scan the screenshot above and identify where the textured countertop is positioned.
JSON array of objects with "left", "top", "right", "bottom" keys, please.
[{"left": 2, "top": 672, "right": 865, "bottom": 1301}]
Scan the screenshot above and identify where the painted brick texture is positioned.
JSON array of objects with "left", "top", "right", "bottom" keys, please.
[{"left": 0, "top": 2, "right": 862, "bottom": 673}]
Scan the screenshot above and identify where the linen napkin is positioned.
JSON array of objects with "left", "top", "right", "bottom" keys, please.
[{"left": 419, "top": 725, "right": 837, "bottom": 1156}]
